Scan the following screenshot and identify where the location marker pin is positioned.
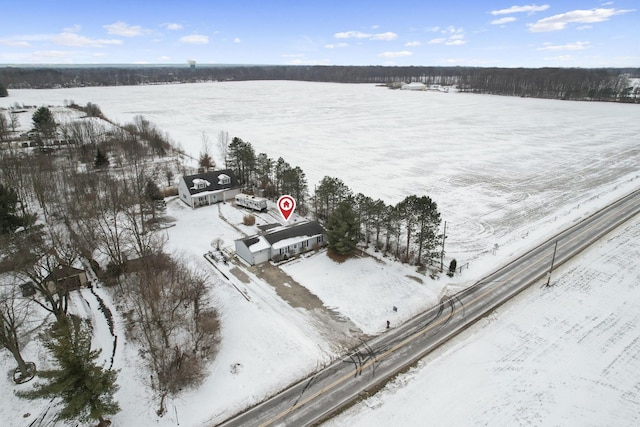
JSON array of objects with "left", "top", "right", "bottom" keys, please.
[{"left": 277, "top": 195, "right": 296, "bottom": 221}]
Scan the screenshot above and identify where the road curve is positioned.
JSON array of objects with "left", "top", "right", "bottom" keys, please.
[{"left": 217, "top": 188, "right": 640, "bottom": 427}]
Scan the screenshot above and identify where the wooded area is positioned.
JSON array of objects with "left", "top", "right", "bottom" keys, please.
[{"left": 1, "top": 65, "right": 638, "bottom": 102}]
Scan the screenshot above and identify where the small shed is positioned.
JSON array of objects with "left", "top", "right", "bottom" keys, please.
[{"left": 43, "top": 264, "right": 88, "bottom": 294}]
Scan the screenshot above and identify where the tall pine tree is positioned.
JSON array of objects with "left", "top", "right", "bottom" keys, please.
[
  {"left": 18, "top": 318, "right": 120, "bottom": 426},
  {"left": 326, "top": 200, "right": 360, "bottom": 256}
]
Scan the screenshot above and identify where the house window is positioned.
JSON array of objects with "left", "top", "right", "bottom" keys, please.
[
  {"left": 317, "top": 236, "right": 323, "bottom": 243},
  {"left": 218, "top": 174, "right": 231, "bottom": 185}
]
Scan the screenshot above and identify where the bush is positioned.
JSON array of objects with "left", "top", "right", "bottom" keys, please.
[{"left": 243, "top": 214, "right": 256, "bottom": 226}]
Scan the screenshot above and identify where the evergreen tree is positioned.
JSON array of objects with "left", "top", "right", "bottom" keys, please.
[
  {"left": 0, "top": 81, "right": 8, "bottom": 97},
  {"left": 18, "top": 318, "right": 120, "bottom": 426},
  {"left": 0, "top": 183, "right": 23, "bottom": 234},
  {"left": 94, "top": 148, "right": 109, "bottom": 168},
  {"left": 32, "top": 106, "right": 56, "bottom": 139},
  {"left": 198, "top": 152, "right": 215, "bottom": 171},
  {"left": 326, "top": 200, "right": 359, "bottom": 256}
]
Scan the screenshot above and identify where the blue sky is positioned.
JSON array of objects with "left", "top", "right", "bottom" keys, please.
[{"left": 0, "top": 1, "right": 637, "bottom": 67}]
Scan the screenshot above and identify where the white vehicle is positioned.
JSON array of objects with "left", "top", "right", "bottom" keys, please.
[{"left": 235, "top": 193, "right": 268, "bottom": 212}]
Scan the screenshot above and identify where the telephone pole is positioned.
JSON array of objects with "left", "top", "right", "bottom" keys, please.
[
  {"left": 440, "top": 221, "right": 447, "bottom": 272},
  {"left": 545, "top": 241, "right": 558, "bottom": 287}
]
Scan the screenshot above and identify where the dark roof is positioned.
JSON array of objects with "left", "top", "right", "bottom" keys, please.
[
  {"left": 263, "top": 221, "right": 325, "bottom": 245},
  {"left": 241, "top": 236, "right": 261, "bottom": 246},
  {"left": 43, "top": 264, "right": 85, "bottom": 283},
  {"left": 182, "top": 169, "right": 239, "bottom": 196}
]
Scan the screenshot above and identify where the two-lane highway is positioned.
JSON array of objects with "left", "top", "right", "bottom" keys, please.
[{"left": 217, "top": 188, "right": 640, "bottom": 427}]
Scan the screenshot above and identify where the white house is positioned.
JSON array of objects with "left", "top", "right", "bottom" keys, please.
[
  {"left": 401, "top": 82, "right": 426, "bottom": 91},
  {"left": 235, "top": 221, "right": 326, "bottom": 265},
  {"left": 178, "top": 169, "right": 241, "bottom": 208}
]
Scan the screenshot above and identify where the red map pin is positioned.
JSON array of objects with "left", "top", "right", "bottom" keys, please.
[{"left": 277, "top": 195, "right": 296, "bottom": 221}]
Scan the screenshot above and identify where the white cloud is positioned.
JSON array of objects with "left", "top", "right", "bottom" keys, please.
[
  {"left": 159, "top": 55, "right": 171, "bottom": 61},
  {"left": 405, "top": 41, "right": 421, "bottom": 47},
  {"left": 334, "top": 31, "right": 370, "bottom": 39},
  {"left": 426, "top": 27, "right": 467, "bottom": 45},
  {"left": 426, "top": 26, "right": 440, "bottom": 32},
  {"left": 491, "top": 4, "right": 550, "bottom": 15},
  {"left": 0, "top": 39, "right": 31, "bottom": 47},
  {"left": 491, "top": 17, "right": 518, "bottom": 25},
  {"left": 103, "top": 21, "right": 147, "bottom": 37},
  {"left": 325, "top": 43, "right": 348, "bottom": 49},
  {"left": 528, "top": 8, "right": 634, "bottom": 32},
  {"left": 537, "top": 41, "right": 590, "bottom": 51},
  {"left": 371, "top": 32, "right": 398, "bottom": 41},
  {"left": 233, "top": 37, "right": 241, "bottom": 43},
  {"left": 334, "top": 30, "right": 398, "bottom": 40},
  {"left": 63, "top": 24, "right": 82, "bottom": 33},
  {"left": 179, "top": 34, "right": 209, "bottom": 44},
  {"left": 51, "top": 32, "right": 122, "bottom": 47},
  {"left": 163, "top": 23, "right": 183, "bottom": 31},
  {"left": 378, "top": 50, "right": 413, "bottom": 58}
]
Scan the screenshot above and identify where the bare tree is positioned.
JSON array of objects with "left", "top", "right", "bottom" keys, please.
[
  {"left": 9, "top": 110, "right": 20, "bottom": 132},
  {"left": 217, "top": 130, "right": 230, "bottom": 168},
  {"left": 121, "top": 253, "right": 219, "bottom": 416},
  {"left": 0, "top": 283, "right": 37, "bottom": 383}
]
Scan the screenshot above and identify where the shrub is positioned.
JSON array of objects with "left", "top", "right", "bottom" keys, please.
[{"left": 243, "top": 214, "right": 256, "bottom": 226}]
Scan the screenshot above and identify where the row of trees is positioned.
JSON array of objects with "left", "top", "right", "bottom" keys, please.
[
  {"left": 2, "top": 66, "right": 638, "bottom": 102},
  {"left": 316, "top": 176, "right": 442, "bottom": 266},
  {"left": 0, "top": 105, "right": 219, "bottom": 422},
  {"left": 224, "top": 136, "right": 309, "bottom": 214}
]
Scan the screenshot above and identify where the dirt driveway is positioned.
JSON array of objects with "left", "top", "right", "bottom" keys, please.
[{"left": 240, "top": 260, "right": 367, "bottom": 349}]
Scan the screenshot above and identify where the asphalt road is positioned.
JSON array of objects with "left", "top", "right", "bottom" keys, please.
[{"left": 218, "top": 188, "right": 640, "bottom": 427}]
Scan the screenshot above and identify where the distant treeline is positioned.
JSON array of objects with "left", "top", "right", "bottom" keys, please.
[{"left": 1, "top": 65, "right": 639, "bottom": 102}]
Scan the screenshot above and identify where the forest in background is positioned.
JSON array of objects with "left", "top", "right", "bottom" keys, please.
[{"left": 1, "top": 65, "right": 639, "bottom": 102}]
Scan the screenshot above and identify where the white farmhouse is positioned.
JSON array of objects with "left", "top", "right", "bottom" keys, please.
[
  {"left": 235, "top": 221, "right": 326, "bottom": 265},
  {"left": 178, "top": 169, "right": 241, "bottom": 208}
]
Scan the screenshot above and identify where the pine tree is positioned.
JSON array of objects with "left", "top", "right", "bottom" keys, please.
[
  {"left": 0, "top": 81, "right": 8, "bottom": 97},
  {"left": 94, "top": 148, "right": 109, "bottom": 169},
  {"left": 326, "top": 200, "right": 360, "bottom": 256},
  {"left": 0, "top": 183, "right": 23, "bottom": 234},
  {"left": 18, "top": 318, "right": 120, "bottom": 426},
  {"left": 32, "top": 106, "right": 56, "bottom": 139}
]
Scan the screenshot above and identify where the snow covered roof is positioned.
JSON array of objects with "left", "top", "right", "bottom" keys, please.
[
  {"left": 264, "top": 221, "right": 325, "bottom": 246},
  {"left": 181, "top": 169, "right": 239, "bottom": 195},
  {"left": 238, "top": 221, "right": 325, "bottom": 254}
]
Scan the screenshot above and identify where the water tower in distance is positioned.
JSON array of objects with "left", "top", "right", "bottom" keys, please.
[{"left": 188, "top": 59, "right": 196, "bottom": 72}]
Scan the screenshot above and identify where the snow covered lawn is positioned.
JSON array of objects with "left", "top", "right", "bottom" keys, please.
[
  {"left": 325, "top": 216, "right": 640, "bottom": 426},
  {"left": 282, "top": 252, "right": 446, "bottom": 335}
]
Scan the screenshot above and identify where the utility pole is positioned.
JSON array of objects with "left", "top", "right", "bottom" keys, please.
[
  {"left": 545, "top": 241, "right": 558, "bottom": 287},
  {"left": 440, "top": 221, "right": 447, "bottom": 272}
]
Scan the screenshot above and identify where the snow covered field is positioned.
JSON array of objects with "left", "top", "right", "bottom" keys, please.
[
  {"left": 1, "top": 82, "right": 639, "bottom": 426},
  {"left": 2, "top": 81, "right": 639, "bottom": 271},
  {"left": 325, "top": 215, "right": 640, "bottom": 427}
]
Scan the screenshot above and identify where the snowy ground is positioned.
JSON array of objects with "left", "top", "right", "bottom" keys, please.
[
  {"left": 1, "top": 83, "right": 639, "bottom": 426},
  {"left": 325, "top": 215, "right": 640, "bottom": 427}
]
